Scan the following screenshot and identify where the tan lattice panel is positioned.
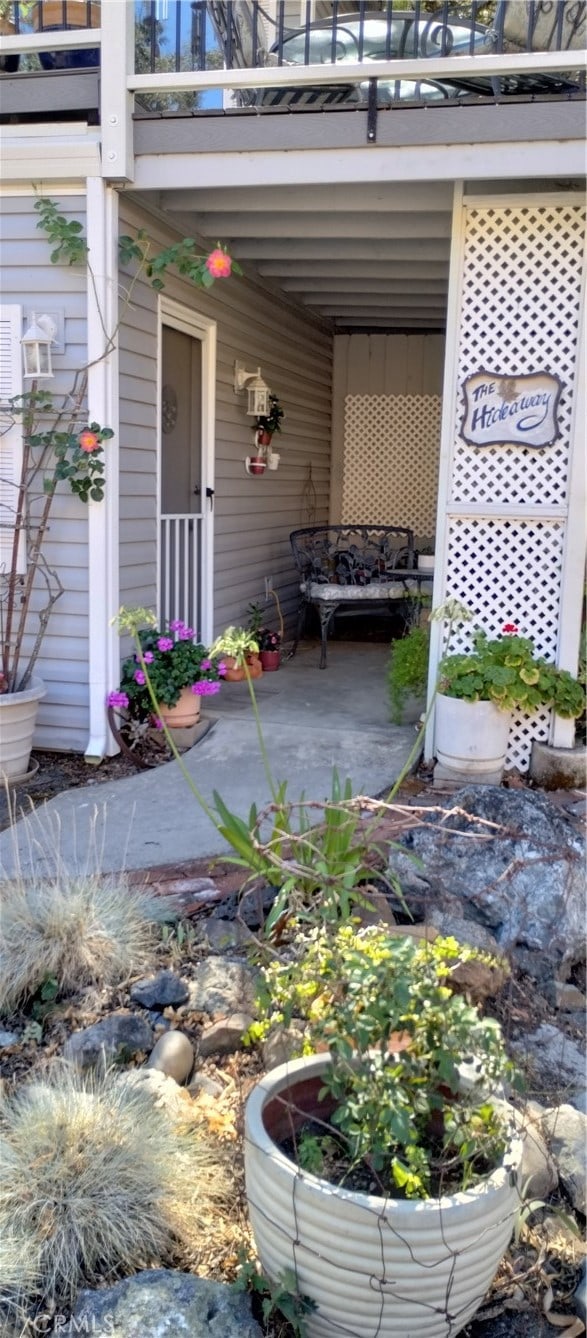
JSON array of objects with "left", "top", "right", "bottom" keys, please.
[
  {"left": 452, "top": 204, "right": 585, "bottom": 507},
  {"left": 342, "top": 395, "right": 441, "bottom": 535},
  {"left": 444, "top": 516, "right": 566, "bottom": 771}
]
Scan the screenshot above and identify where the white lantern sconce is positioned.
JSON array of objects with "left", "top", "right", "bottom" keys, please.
[
  {"left": 234, "top": 361, "right": 271, "bottom": 417},
  {"left": 22, "top": 314, "right": 57, "bottom": 380}
]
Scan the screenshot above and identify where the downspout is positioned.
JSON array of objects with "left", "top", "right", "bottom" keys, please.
[{"left": 84, "top": 176, "right": 120, "bottom": 760}]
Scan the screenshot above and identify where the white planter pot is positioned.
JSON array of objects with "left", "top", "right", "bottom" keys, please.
[
  {"left": 435, "top": 693, "right": 512, "bottom": 785},
  {"left": 244, "top": 1053, "right": 521, "bottom": 1338},
  {"left": 0, "top": 678, "right": 46, "bottom": 782},
  {"left": 417, "top": 554, "right": 435, "bottom": 572}
]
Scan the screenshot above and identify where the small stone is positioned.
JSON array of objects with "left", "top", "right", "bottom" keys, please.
[
  {"left": 0, "top": 1029, "right": 18, "bottom": 1048},
  {"left": 262, "top": 1021, "right": 306, "bottom": 1071},
  {"left": 187, "top": 957, "right": 256, "bottom": 1017},
  {"left": 64, "top": 1013, "right": 153, "bottom": 1069},
  {"left": 130, "top": 970, "right": 189, "bottom": 1010},
  {"left": 124, "top": 1068, "right": 192, "bottom": 1116},
  {"left": 541, "top": 1104, "right": 587, "bottom": 1213},
  {"left": 201, "top": 918, "right": 255, "bottom": 952},
  {"left": 555, "top": 980, "right": 587, "bottom": 1012},
  {"left": 188, "top": 1073, "right": 225, "bottom": 1099},
  {"left": 70, "top": 1269, "right": 262, "bottom": 1336},
  {"left": 147, "top": 1030, "right": 194, "bottom": 1085},
  {"left": 198, "top": 1013, "right": 252, "bottom": 1058}
]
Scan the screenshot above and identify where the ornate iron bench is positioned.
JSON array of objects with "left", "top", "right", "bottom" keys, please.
[{"left": 290, "top": 524, "right": 426, "bottom": 669}]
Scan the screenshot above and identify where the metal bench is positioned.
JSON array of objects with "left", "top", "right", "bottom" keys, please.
[{"left": 290, "top": 524, "right": 427, "bottom": 669}]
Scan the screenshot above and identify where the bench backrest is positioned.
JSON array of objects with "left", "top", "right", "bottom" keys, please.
[{"left": 290, "top": 525, "right": 414, "bottom": 585}]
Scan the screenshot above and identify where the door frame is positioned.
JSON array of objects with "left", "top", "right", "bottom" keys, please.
[{"left": 157, "top": 296, "right": 217, "bottom": 644}]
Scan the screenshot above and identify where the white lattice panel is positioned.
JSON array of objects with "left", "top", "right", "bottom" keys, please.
[
  {"left": 441, "top": 201, "right": 586, "bottom": 772},
  {"left": 342, "top": 394, "right": 441, "bottom": 535},
  {"left": 452, "top": 204, "right": 585, "bottom": 507}
]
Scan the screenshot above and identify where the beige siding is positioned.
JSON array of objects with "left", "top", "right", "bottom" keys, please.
[
  {"left": 0, "top": 191, "right": 89, "bottom": 752},
  {"left": 330, "top": 332, "right": 445, "bottom": 523},
  {"left": 118, "top": 198, "right": 333, "bottom": 638}
]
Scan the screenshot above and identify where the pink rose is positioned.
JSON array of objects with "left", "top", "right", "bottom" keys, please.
[{"left": 205, "top": 248, "right": 232, "bottom": 279}]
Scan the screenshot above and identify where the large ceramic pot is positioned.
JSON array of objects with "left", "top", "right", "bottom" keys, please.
[
  {"left": 156, "top": 686, "right": 201, "bottom": 729},
  {"left": 245, "top": 1053, "right": 521, "bottom": 1338},
  {"left": 435, "top": 693, "right": 512, "bottom": 785},
  {"left": 0, "top": 678, "right": 46, "bottom": 782}
]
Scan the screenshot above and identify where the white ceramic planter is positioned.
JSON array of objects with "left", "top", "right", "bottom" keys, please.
[
  {"left": 0, "top": 678, "right": 46, "bottom": 782},
  {"left": 435, "top": 693, "right": 512, "bottom": 785},
  {"left": 417, "top": 554, "right": 435, "bottom": 573},
  {"left": 244, "top": 1053, "right": 521, "bottom": 1338}
]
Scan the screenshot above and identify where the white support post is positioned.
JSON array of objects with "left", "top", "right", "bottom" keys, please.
[
  {"left": 551, "top": 240, "right": 587, "bottom": 749},
  {"left": 85, "top": 177, "right": 120, "bottom": 760},
  {"left": 424, "top": 181, "right": 465, "bottom": 763},
  {"left": 100, "top": 0, "right": 135, "bottom": 183}
]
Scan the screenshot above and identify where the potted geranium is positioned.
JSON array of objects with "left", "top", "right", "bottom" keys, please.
[
  {"left": 252, "top": 393, "right": 284, "bottom": 448},
  {"left": 109, "top": 618, "right": 225, "bottom": 730},
  {"left": 435, "top": 620, "right": 585, "bottom": 783},
  {"left": 258, "top": 627, "right": 281, "bottom": 672},
  {"left": 244, "top": 923, "right": 521, "bottom": 1338}
]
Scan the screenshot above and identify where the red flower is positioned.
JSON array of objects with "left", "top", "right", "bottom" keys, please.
[
  {"left": 502, "top": 622, "right": 519, "bottom": 635},
  {"left": 205, "top": 248, "right": 232, "bottom": 279},
  {"left": 79, "top": 430, "right": 100, "bottom": 453}
]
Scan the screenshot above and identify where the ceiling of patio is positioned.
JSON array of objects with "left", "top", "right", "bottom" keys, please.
[{"left": 158, "top": 180, "right": 452, "bottom": 332}]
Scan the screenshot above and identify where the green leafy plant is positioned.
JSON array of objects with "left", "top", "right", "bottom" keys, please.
[
  {"left": 252, "top": 393, "right": 285, "bottom": 437},
  {"left": 387, "top": 625, "right": 430, "bottom": 724},
  {"left": 249, "top": 924, "right": 513, "bottom": 1199},
  {"left": 439, "top": 623, "right": 585, "bottom": 716},
  {"left": 234, "top": 1251, "right": 316, "bottom": 1337}
]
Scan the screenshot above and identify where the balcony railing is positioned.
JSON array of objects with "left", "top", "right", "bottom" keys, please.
[{"left": 1, "top": 1, "right": 585, "bottom": 123}]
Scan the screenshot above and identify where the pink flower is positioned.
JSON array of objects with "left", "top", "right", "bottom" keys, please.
[
  {"left": 200, "top": 658, "right": 212, "bottom": 671},
  {"left": 134, "top": 669, "right": 146, "bottom": 685},
  {"left": 157, "top": 637, "right": 174, "bottom": 652},
  {"left": 177, "top": 626, "right": 194, "bottom": 641},
  {"left": 193, "top": 680, "right": 221, "bottom": 696},
  {"left": 79, "top": 429, "right": 100, "bottom": 453},
  {"left": 169, "top": 619, "right": 186, "bottom": 633},
  {"left": 153, "top": 717, "right": 163, "bottom": 729},
  {"left": 143, "top": 651, "right": 154, "bottom": 664},
  {"left": 217, "top": 661, "right": 227, "bottom": 677},
  {"left": 107, "top": 690, "right": 129, "bottom": 709},
  {"left": 206, "top": 248, "right": 232, "bottom": 279},
  {"left": 502, "top": 622, "right": 519, "bottom": 635}
]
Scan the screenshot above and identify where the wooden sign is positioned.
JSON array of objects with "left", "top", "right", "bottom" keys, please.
[{"left": 460, "top": 370, "right": 563, "bottom": 449}]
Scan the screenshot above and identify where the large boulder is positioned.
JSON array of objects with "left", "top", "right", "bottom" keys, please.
[
  {"left": 510, "top": 1025, "right": 587, "bottom": 1115},
  {"left": 69, "top": 1271, "right": 262, "bottom": 1336},
  {"left": 388, "top": 787, "right": 585, "bottom": 957},
  {"left": 541, "top": 1105, "right": 587, "bottom": 1213}
]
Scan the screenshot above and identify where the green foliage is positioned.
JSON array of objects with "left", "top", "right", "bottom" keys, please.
[
  {"left": 251, "top": 925, "right": 512, "bottom": 1198},
  {"left": 252, "top": 394, "right": 285, "bottom": 436},
  {"left": 117, "top": 618, "right": 224, "bottom": 717},
  {"left": 34, "top": 196, "right": 88, "bottom": 266},
  {"left": 119, "top": 229, "right": 241, "bottom": 292},
  {"left": 439, "top": 629, "right": 585, "bottom": 717},
  {"left": 234, "top": 1252, "right": 316, "bottom": 1338},
  {"left": 0, "top": 1064, "right": 229, "bottom": 1318},
  {"left": 0, "top": 870, "right": 171, "bottom": 1014},
  {"left": 387, "top": 626, "right": 430, "bottom": 724},
  {"left": 209, "top": 624, "right": 260, "bottom": 664}
]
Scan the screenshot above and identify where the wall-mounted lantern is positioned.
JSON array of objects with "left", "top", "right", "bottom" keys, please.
[
  {"left": 21, "top": 313, "right": 57, "bottom": 379},
  {"left": 234, "top": 361, "right": 271, "bottom": 417}
]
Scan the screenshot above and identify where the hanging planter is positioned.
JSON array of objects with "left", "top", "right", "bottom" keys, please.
[{"left": 245, "top": 1053, "right": 522, "bottom": 1338}]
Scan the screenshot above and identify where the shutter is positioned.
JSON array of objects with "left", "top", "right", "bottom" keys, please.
[{"left": 0, "top": 304, "right": 26, "bottom": 575}]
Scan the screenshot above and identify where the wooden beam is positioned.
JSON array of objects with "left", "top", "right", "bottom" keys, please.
[
  {"left": 231, "top": 238, "right": 450, "bottom": 260},
  {"left": 161, "top": 182, "right": 455, "bottom": 214},
  {"left": 189, "top": 210, "right": 451, "bottom": 239}
]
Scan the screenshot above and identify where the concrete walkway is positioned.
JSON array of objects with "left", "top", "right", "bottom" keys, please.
[{"left": 0, "top": 640, "right": 422, "bottom": 876}]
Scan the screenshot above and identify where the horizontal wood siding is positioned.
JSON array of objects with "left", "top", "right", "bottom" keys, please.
[
  {"left": 0, "top": 191, "right": 89, "bottom": 752},
  {"left": 330, "top": 332, "right": 445, "bottom": 524},
  {"left": 118, "top": 198, "right": 333, "bottom": 639}
]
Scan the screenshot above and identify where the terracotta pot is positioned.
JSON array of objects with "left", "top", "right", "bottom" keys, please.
[
  {"left": 248, "top": 455, "right": 266, "bottom": 476},
  {"left": 222, "top": 656, "right": 246, "bottom": 683},
  {"left": 260, "top": 649, "right": 280, "bottom": 672},
  {"left": 246, "top": 653, "right": 263, "bottom": 679},
  {"left": 156, "top": 686, "right": 201, "bottom": 729},
  {"left": 257, "top": 430, "right": 273, "bottom": 447}
]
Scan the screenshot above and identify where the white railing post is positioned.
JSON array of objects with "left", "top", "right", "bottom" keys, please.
[{"left": 100, "top": 0, "right": 135, "bottom": 182}]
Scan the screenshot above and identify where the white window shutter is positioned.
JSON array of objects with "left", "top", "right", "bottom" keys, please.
[{"left": 0, "top": 304, "right": 26, "bottom": 576}]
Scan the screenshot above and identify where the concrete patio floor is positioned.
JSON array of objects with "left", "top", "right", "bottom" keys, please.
[{"left": 0, "top": 638, "right": 423, "bottom": 877}]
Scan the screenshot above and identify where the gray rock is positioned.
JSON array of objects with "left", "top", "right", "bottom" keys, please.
[
  {"left": 389, "top": 786, "right": 585, "bottom": 956},
  {"left": 262, "top": 1021, "right": 306, "bottom": 1071},
  {"left": 555, "top": 980, "right": 587, "bottom": 1012},
  {"left": 124, "top": 1068, "right": 192, "bottom": 1116},
  {"left": 189, "top": 1073, "right": 225, "bottom": 1099},
  {"left": 491, "top": 1099, "right": 558, "bottom": 1201},
  {"left": 147, "top": 1030, "right": 194, "bottom": 1084},
  {"left": 541, "top": 1104, "right": 587, "bottom": 1213},
  {"left": 130, "top": 969, "right": 189, "bottom": 1010},
  {"left": 511, "top": 1024, "right": 587, "bottom": 1114},
  {"left": 64, "top": 1013, "right": 153, "bottom": 1069},
  {"left": 0, "top": 1029, "right": 18, "bottom": 1048},
  {"left": 198, "top": 1013, "right": 252, "bottom": 1058},
  {"left": 187, "top": 957, "right": 256, "bottom": 1017},
  {"left": 69, "top": 1270, "right": 262, "bottom": 1336},
  {"left": 427, "top": 911, "right": 501, "bottom": 956},
  {"left": 200, "top": 918, "right": 255, "bottom": 952}
]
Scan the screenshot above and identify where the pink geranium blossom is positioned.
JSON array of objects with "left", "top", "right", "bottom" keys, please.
[
  {"left": 192, "top": 680, "right": 221, "bottom": 696},
  {"left": 134, "top": 669, "right": 146, "bottom": 685},
  {"left": 107, "top": 690, "right": 129, "bottom": 709},
  {"left": 143, "top": 651, "right": 154, "bottom": 663},
  {"left": 157, "top": 637, "right": 174, "bottom": 652}
]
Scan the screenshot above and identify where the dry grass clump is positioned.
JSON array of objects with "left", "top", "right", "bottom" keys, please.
[
  {"left": 0, "top": 1064, "right": 231, "bottom": 1320},
  {"left": 0, "top": 871, "right": 172, "bottom": 1013}
]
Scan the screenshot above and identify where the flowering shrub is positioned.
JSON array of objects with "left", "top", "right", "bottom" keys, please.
[
  {"left": 259, "top": 628, "right": 281, "bottom": 652},
  {"left": 108, "top": 620, "right": 225, "bottom": 721},
  {"left": 439, "top": 622, "right": 584, "bottom": 717}
]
